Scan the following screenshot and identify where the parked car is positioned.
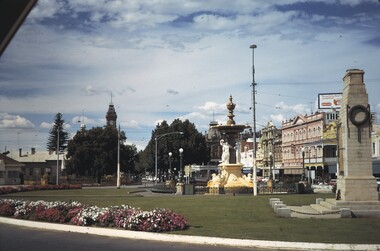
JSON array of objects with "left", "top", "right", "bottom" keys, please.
[{"left": 328, "top": 179, "right": 336, "bottom": 186}]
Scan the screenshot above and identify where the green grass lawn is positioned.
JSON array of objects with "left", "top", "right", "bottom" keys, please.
[{"left": 2, "top": 188, "right": 380, "bottom": 244}]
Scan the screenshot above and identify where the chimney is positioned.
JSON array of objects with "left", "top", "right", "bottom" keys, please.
[
  {"left": 31, "top": 148, "right": 36, "bottom": 155},
  {"left": 19, "top": 148, "right": 22, "bottom": 157}
]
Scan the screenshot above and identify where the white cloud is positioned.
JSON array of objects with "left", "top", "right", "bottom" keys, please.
[
  {"left": 28, "top": 0, "right": 65, "bottom": 20},
  {"left": 1, "top": 0, "right": 379, "bottom": 151},
  {"left": 39, "top": 122, "right": 71, "bottom": 130},
  {"left": 270, "top": 114, "right": 286, "bottom": 125},
  {"left": 275, "top": 102, "right": 310, "bottom": 116},
  {"left": 123, "top": 120, "right": 140, "bottom": 129},
  {"left": 0, "top": 113, "right": 35, "bottom": 129},
  {"left": 39, "top": 122, "right": 52, "bottom": 129},
  {"left": 196, "top": 102, "right": 225, "bottom": 113}
]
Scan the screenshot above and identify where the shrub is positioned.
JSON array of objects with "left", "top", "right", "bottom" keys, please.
[
  {"left": 0, "top": 199, "right": 188, "bottom": 233},
  {"left": 0, "top": 184, "right": 82, "bottom": 196}
]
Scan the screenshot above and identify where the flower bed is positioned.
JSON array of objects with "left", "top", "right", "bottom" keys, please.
[
  {"left": 0, "top": 184, "right": 82, "bottom": 195},
  {"left": 0, "top": 199, "right": 188, "bottom": 232}
]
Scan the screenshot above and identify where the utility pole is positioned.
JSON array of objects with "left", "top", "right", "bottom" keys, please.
[
  {"left": 250, "top": 44, "right": 258, "bottom": 196},
  {"left": 117, "top": 124, "right": 120, "bottom": 188},
  {"left": 56, "top": 126, "right": 60, "bottom": 185}
]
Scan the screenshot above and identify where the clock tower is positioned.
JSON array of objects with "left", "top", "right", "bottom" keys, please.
[{"left": 106, "top": 99, "right": 117, "bottom": 128}]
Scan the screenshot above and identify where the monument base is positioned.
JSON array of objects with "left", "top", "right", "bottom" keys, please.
[
  {"left": 207, "top": 163, "right": 253, "bottom": 195},
  {"left": 337, "top": 176, "right": 378, "bottom": 201},
  {"left": 324, "top": 198, "right": 380, "bottom": 218}
]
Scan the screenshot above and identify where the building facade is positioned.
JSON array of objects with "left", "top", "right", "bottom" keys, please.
[
  {"left": 372, "top": 124, "right": 380, "bottom": 176},
  {"left": 9, "top": 148, "right": 64, "bottom": 185},
  {"left": 282, "top": 112, "right": 326, "bottom": 180},
  {"left": 259, "top": 121, "right": 282, "bottom": 179},
  {"left": 0, "top": 153, "right": 23, "bottom": 185}
]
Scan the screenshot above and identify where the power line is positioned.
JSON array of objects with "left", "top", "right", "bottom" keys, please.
[
  {"left": 257, "top": 77, "right": 380, "bottom": 86},
  {"left": 259, "top": 91, "right": 315, "bottom": 101}
]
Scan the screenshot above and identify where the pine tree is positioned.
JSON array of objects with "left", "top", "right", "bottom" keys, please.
[{"left": 46, "top": 113, "right": 69, "bottom": 152}]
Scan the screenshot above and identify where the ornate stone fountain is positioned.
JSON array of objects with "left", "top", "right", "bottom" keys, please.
[{"left": 207, "top": 95, "right": 253, "bottom": 194}]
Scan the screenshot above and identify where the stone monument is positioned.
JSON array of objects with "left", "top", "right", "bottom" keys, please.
[
  {"left": 207, "top": 95, "right": 253, "bottom": 194},
  {"left": 326, "top": 69, "right": 380, "bottom": 217}
]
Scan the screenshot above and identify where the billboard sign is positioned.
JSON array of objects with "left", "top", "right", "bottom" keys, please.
[{"left": 318, "top": 93, "right": 342, "bottom": 109}]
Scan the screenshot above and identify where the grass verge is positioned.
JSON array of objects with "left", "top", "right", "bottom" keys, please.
[{"left": 2, "top": 188, "right": 380, "bottom": 244}]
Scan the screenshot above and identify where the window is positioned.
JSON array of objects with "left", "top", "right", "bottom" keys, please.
[
  {"left": 374, "top": 143, "right": 376, "bottom": 155},
  {"left": 0, "top": 171, "right": 4, "bottom": 178},
  {"left": 8, "top": 171, "right": 19, "bottom": 178}
]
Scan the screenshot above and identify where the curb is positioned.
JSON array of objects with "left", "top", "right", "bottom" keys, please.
[{"left": 1, "top": 217, "right": 379, "bottom": 250}]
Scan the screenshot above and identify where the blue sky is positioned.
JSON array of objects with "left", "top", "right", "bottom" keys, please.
[{"left": 0, "top": 0, "right": 380, "bottom": 152}]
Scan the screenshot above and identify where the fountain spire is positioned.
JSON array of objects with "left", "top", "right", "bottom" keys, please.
[{"left": 226, "top": 95, "right": 236, "bottom": 125}]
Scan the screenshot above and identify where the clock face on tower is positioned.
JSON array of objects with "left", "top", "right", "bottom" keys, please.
[{"left": 109, "top": 120, "right": 114, "bottom": 126}]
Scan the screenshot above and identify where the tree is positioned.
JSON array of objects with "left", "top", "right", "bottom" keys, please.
[
  {"left": 65, "top": 126, "right": 138, "bottom": 183},
  {"left": 46, "top": 113, "right": 69, "bottom": 152},
  {"left": 137, "top": 119, "right": 210, "bottom": 176}
]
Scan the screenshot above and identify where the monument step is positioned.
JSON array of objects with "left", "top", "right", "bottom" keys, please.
[
  {"left": 324, "top": 198, "right": 380, "bottom": 210},
  {"left": 319, "top": 201, "right": 339, "bottom": 210},
  {"left": 310, "top": 204, "right": 339, "bottom": 214}
]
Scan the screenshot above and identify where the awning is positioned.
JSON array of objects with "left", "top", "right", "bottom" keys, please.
[
  {"left": 304, "top": 163, "right": 324, "bottom": 168},
  {"left": 284, "top": 169, "right": 303, "bottom": 175}
]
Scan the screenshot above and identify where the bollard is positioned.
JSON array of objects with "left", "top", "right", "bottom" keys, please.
[
  {"left": 340, "top": 208, "right": 351, "bottom": 218},
  {"left": 316, "top": 198, "right": 324, "bottom": 204},
  {"left": 274, "top": 203, "right": 286, "bottom": 214},
  {"left": 277, "top": 208, "right": 291, "bottom": 218},
  {"left": 272, "top": 201, "right": 283, "bottom": 209},
  {"left": 269, "top": 198, "right": 280, "bottom": 206}
]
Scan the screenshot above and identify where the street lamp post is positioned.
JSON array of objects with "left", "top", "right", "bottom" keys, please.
[
  {"left": 56, "top": 126, "right": 60, "bottom": 185},
  {"left": 308, "top": 147, "right": 311, "bottom": 185},
  {"left": 250, "top": 44, "right": 258, "bottom": 196},
  {"left": 179, "top": 148, "right": 184, "bottom": 183},
  {"left": 269, "top": 152, "right": 273, "bottom": 180},
  {"left": 155, "top": 132, "right": 183, "bottom": 185},
  {"left": 301, "top": 147, "right": 305, "bottom": 181},
  {"left": 168, "top": 152, "right": 172, "bottom": 180},
  {"left": 117, "top": 125, "right": 121, "bottom": 189}
]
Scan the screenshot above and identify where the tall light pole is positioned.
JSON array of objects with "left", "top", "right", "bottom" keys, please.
[
  {"left": 179, "top": 148, "right": 184, "bottom": 183},
  {"left": 269, "top": 152, "right": 273, "bottom": 180},
  {"left": 117, "top": 124, "right": 121, "bottom": 188},
  {"left": 302, "top": 146, "right": 305, "bottom": 181},
  {"left": 155, "top": 131, "right": 183, "bottom": 185},
  {"left": 250, "top": 44, "right": 258, "bottom": 196},
  {"left": 56, "top": 126, "right": 60, "bottom": 185},
  {"left": 168, "top": 152, "right": 173, "bottom": 180}
]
